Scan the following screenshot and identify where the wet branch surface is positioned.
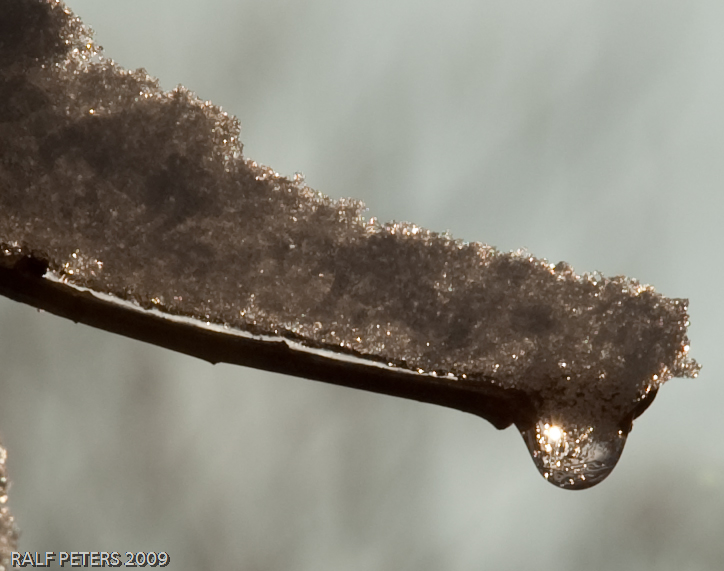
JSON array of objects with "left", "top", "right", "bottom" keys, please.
[{"left": 0, "top": 253, "right": 533, "bottom": 430}]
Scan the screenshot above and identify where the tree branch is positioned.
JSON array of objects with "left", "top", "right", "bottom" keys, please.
[{"left": 0, "top": 0, "right": 700, "bottom": 490}]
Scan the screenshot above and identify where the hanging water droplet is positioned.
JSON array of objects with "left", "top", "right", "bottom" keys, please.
[{"left": 520, "top": 420, "right": 626, "bottom": 490}]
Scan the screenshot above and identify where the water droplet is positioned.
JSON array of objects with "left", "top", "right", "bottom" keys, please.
[{"left": 520, "top": 420, "right": 626, "bottom": 490}]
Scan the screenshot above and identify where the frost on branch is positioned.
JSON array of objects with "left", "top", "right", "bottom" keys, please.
[{"left": 0, "top": 0, "right": 700, "bottom": 489}]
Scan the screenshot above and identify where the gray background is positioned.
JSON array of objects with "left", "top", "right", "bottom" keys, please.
[{"left": 1, "top": 0, "right": 722, "bottom": 569}]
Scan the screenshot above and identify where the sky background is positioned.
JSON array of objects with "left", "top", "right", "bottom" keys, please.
[{"left": 1, "top": 0, "right": 723, "bottom": 569}]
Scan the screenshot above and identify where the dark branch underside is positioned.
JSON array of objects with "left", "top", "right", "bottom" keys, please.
[{"left": 0, "top": 254, "right": 535, "bottom": 430}]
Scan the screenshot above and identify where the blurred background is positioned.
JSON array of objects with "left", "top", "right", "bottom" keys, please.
[{"left": 1, "top": 0, "right": 723, "bottom": 568}]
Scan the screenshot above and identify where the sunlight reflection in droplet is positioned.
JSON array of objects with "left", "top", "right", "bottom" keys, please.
[{"left": 521, "top": 420, "right": 627, "bottom": 490}]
